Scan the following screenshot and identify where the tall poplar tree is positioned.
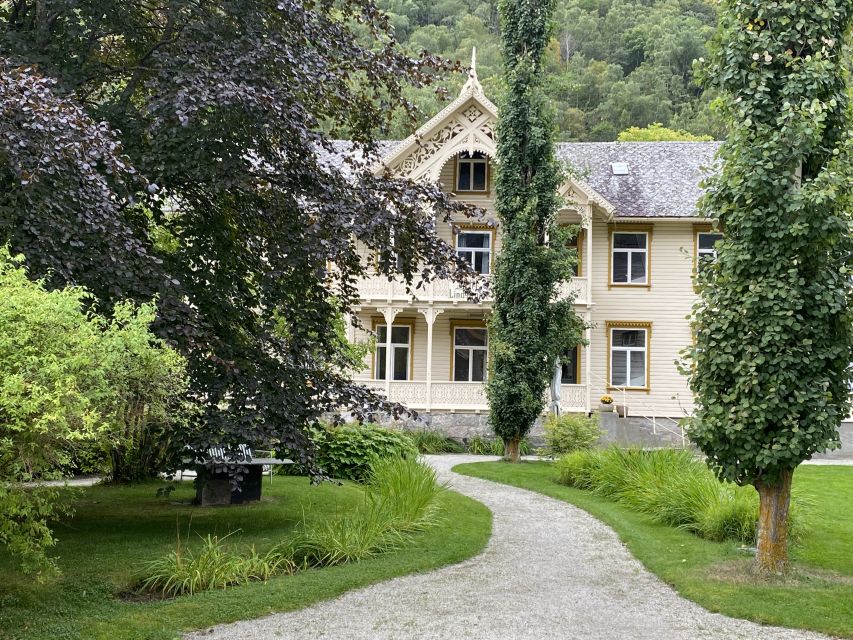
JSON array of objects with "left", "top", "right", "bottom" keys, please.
[
  {"left": 687, "top": 0, "right": 853, "bottom": 573},
  {"left": 487, "top": 0, "right": 585, "bottom": 462}
]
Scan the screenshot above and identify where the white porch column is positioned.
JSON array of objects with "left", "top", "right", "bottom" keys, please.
[
  {"left": 379, "top": 306, "right": 403, "bottom": 397},
  {"left": 585, "top": 206, "right": 593, "bottom": 290},
  {"left": 585, "top": 310, "right": 592, "bottom": 414},
  {"left": 418, "top": 307, "right": 444, "bottom": 411}
]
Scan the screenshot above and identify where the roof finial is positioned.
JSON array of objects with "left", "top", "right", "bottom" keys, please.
[{"left": 460, "top": 46, "right": 482, "bottom": 96}]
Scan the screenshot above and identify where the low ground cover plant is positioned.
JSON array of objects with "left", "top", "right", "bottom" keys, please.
[
  {"left": 557, "top": 448, "right": 767, "bottom": 544},
  {"left": 540, "top": 413, "right": 603, "bottom": 457},
  {"left": 136, "top": 456, "right": 446, "bottom": 596}
]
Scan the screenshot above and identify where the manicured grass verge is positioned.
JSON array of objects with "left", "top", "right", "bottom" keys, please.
[
  {"left": 455, "top": 461, "right": 853, "bottom": 638},
  {"left": 0, "top": 476, "right": 491, "bottom": 640}
]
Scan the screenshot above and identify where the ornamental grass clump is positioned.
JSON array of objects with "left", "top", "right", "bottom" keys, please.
[
  {"left": 556, "top": 448, "right": 768, "bottom": 544},
  {"left": 407, "top": 429, "right": 465, "bottom": 454},
  {"left": 136, "top": 531, "right": 296, "bottom": 598},
  {"left": 295, "top": 456, "right": 446, "bottom": 567},
  {"left": 366, "top": 455, "right": 447, "bottom": 532}
]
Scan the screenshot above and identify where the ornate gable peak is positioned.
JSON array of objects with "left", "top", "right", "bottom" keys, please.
[{"left": 376, "top": 49, "right": 498, "bottom": 179}]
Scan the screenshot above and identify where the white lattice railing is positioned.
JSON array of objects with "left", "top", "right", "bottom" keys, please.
[
  {"left": 358, "top": 275, "right": 588, "bottom": 305},
  {"left": 359, "top": 379, "right": 587, "bottom": 412}
]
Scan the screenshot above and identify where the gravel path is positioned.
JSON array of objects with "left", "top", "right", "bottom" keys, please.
[{"left": 186, "top": 455, "right": 833, "bottom": 640}]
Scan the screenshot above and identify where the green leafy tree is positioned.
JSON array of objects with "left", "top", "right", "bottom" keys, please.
[
  {"left": 487, "top": 0, "right": 585, "bottom": 462},
  {"left": 617, "top": 122, "right": 713, "bottom": 141},
  {"left": 0, "top": 248, "right": 188, "bottom": 574},
  {"left": 1, "top": 2, "right": 479, "bottom": 475},
  {"left": 685, "top": 0, "right": 853, "bottom": 573}
]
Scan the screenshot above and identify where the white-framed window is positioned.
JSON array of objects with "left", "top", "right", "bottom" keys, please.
[
  {"left": 611, "top": 231, "right": 648, "bottom": 285},
  {"left": 456, "top": 230, "right": 492, "bottom": 275},
  {"left": 609, "top": 325, "right": 649, "bottom": 389},
  {"left": 696, "top": 231, "right": 723, "bottom": 267},
  {"left": 560, "top": 346, "right": 580, "bottom": 384},
  {"left": 453, "top": 327, "right": 488, "bottom": 382},
  {"left": 456, "top": 152, "right": 488, "bottom": 192},
  {"left": 375, "top": 324, "right": 411, "bottom": 381}
]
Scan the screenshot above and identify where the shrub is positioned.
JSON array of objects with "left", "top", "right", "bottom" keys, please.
[
  {"left": 541, "top": 413, "right": 603, "bottom": 457},
  {"left": 407, "top": 429, "right": 464, "bottom": 454},
  {"left": 556, "top": 448, "right": 767, "bottom": 544},
  {"left": 0, "top": 249, "right": 189, "bottom": 575},
  {"left": 311, "top": 423, "right": 417, "bottom": 482}
]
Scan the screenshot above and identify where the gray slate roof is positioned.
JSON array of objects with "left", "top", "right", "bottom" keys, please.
[
  {"left": 325, "top": 140, "right": 722, "bottom": 219},
  {"left": 557, "top": 142, "right": 721, "bottom": 218}
]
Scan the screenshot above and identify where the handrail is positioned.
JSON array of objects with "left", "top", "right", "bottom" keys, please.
[{"left": 589, "top": 371, "right": 687, "bottom": 447}]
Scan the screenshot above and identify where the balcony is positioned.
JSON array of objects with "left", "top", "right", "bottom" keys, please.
[
  {"left": 357, "top": 276, "right": 589, "bottom": 306},
  {"left": 360, "top": 380, "right": 588, "bottom": 413}
]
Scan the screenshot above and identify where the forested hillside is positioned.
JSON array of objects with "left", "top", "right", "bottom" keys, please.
[{"left": 379, "top": 0, "right": 723, "bottom": 141}]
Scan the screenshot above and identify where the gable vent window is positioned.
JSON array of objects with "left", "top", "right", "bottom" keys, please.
[
  {"left": 610, "top": 162, "right": 629, "bottom": 176},
  {"left": 457, "top": 152, "right": 489, "bottom": 192}
]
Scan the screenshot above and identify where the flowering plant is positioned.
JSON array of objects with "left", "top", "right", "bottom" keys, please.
[{"left": 599, "top": 395, "right": 614, "bottom": 405}]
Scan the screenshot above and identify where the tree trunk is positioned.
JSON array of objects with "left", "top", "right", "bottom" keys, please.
[
  {"left": 754, "top": 468, "right": 794, "bottom": 574},
  {"left": 504, "top": 437, "right": 520, "bottom": 463}
]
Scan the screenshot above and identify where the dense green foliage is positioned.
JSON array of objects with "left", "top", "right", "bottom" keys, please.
[
  {"left": 379, "top": 0, "right": 722, "bottom": 140},
  {"left": 556, "top": 448, "right": 765, "bottom": 543},
  {"left": 487, "top": 0, "right": 585, "bottom": 459},
  {"left": 541, "top": 413, "right": 603, "bottom": 456},
  {"left": 0, "top": 249, "right": 188, "bottom": 575},
  {"left": 0, "top": 477, "right": 491, "bottom": 639},
  {"left": 617, "top": 122, "right": 714, "bottom": 141},
  {"left": 307, "top": 424, "right": 418, "bottom": 482},
  {"left": 685, "top": 2, "right": 853, "bottom": 487},
  {"left": 456, "top": 461, "right": 853, "bottom": 638},
  {"left": 1, "top": 0, "right": 479, "bottom": 478}
]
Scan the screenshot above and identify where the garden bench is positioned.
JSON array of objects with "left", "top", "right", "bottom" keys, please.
[{"left": 193, "top": 445, "right": 293, "bottom": 506}]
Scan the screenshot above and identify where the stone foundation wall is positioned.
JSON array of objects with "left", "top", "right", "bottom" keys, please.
[{"left": 353, "top": 411, "right": 853, "bottom": 458}]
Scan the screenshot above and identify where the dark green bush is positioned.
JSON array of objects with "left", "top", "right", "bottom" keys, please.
[
  {"left": 541, "top": 413, "right": 603, "bottom": 457},
  {"left": 312, "top": 423, "right": 417, "bottom": 482},
  {"left": 407, "top": 429, "right": 464, "bottom": 454}
]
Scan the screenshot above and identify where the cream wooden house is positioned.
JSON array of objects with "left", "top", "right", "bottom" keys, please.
[{"left": 337, "top": 62, "right": 723, "bottom": 437}]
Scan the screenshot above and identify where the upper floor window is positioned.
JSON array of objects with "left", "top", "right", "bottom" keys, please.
[
  {"left": 456, "top": 152, "right": 488, "bottom": 192},
  {"left": 375, "top": 324, "right": 411, "bottom": 381},
  {"left": 696, "top": 231, "right": 723, "bottom": 268},
  {"left": 453, "top": 326, "right": 488, "bottom": 382},
  {"left": 456, "top": 230, "right": 492, "bottom": 275},
  {"left": 611, "top": 230, "right": 649, "bottom": 285}
]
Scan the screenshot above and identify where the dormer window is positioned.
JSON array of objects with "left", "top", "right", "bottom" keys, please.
[{"left": 456, "top": 152, "right": 488, "bottom": 192}]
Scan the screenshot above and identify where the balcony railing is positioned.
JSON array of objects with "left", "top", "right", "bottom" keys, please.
[
  {"left": 360, "top": 379, "right": 588, "bottom": 413},
  {"left": 357, "top": 276, "right": 589, "bottom": 305}
]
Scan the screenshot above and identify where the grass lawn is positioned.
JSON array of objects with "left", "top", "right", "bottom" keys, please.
[
  {"left": 0, "top": 475, "right": 491, "bottom": 640},
  {"left": 455, "top": 460, "right": 853, "bottom": 638}
]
